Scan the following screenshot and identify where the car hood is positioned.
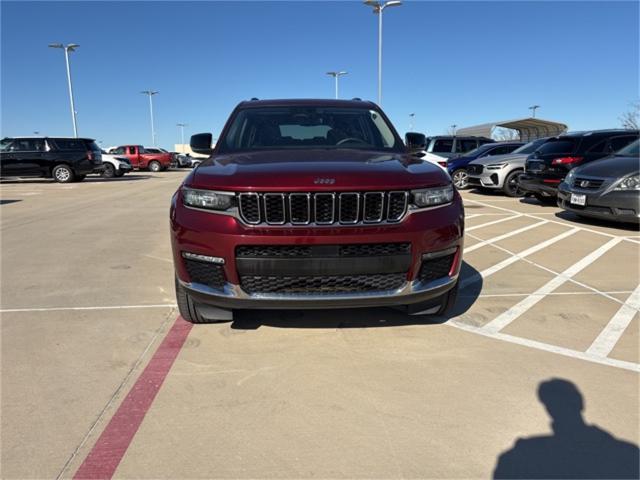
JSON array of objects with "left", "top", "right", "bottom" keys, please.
[
  {"left": 574, "top": 154, "right": 640, "bottom": 178},
  {"left": 469, "top": 153, "right": 528, "bottom": 166},
  {"left": 189, "top": 149, "right": 451, "bottom": 191}
]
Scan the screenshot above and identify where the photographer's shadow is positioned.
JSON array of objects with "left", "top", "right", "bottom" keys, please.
[{"left": 493, "top": 378, "right": 639, "bottom": 479}]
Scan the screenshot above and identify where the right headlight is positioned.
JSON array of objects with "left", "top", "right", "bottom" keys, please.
[
  {"left": 411, "top": 185, "right": 454, "bottom": 208},
  {"left": 182, "top": 187, "right": 234, "bottom": 210},
  {"left": 613, "top": 174, "right": 640, "bottom": 191}
]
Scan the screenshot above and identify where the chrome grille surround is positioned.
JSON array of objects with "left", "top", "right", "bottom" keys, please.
[{"left": 236, "top": 191, "right": 410, "bottom": 227}]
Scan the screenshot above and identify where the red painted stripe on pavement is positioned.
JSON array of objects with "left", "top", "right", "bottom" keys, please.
[{"left": 74, "top": 316, "right": 193, "bottom": 479}]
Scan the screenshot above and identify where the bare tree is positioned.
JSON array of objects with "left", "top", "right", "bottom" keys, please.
[
  {"left": 619, "top": 101, "right": 639, "bottom": 130},
  {"left": 493, "top": 127, "right": 520, "bottom": 141}
]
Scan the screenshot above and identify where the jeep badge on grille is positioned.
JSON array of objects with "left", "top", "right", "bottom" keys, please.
[{"left": 314, "top": 178, "right": 335, "bottom": 185}]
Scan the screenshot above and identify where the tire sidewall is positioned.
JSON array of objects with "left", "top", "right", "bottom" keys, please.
[
  {"left": 102, "top": 163, "right": 115, "bottom": 178},
  {"left": 453, "top": 169, "right": 469, "bottom": 189},
  {"left": 503, "top": 169, "right": 525, "bottom": 197},
  {"left": 149, "top": 161, "right": 161, "bottom": 172},
  {"left": 52, "top": 165, "right": 74, "bottom": 183}
]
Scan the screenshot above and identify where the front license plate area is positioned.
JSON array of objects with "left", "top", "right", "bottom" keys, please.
[{"left": 570, "top": 193, "right": 586, "bottom": 206}]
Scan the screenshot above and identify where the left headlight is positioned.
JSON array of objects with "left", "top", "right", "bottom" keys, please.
[
  {"left": 614, "top": 175, "right": 640, "bottom": 191},
  {"left": 182, "top": 187, "right": 234, "bottom": 210},
  {"left": 564, "top": 168, "right": 577, "bottom": 186},
  {"left": 412, "top": 185, "right": 454, "bottom": 208}
]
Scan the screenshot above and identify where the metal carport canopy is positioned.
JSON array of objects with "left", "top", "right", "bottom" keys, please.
[{"left": 456, "top": 118, "right": 568, "bottom": 142}]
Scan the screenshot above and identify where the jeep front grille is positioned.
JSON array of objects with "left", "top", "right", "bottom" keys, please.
[{"left": 238, "top": 191, "right": 408, "bottom": 226}]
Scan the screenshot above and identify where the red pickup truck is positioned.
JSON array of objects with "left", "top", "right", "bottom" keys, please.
[{"left": 109, "top": 145, "right": 171, "bottom": 172}]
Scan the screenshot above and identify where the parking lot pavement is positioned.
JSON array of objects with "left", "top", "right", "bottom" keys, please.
[{"left": 1, "top": 175, "right": 638, "bottom": 478}]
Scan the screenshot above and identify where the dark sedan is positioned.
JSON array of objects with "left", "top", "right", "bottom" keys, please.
[{"left": 557, "top": 140, "right": 639, "bottom": 224}]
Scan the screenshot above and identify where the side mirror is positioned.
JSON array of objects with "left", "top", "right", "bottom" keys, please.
[
  {"left": 405, "top": 132, "right": 427, "bottom": 153},
  {"left": 190, "top": 133, "right": 214, "bottom": 155}
]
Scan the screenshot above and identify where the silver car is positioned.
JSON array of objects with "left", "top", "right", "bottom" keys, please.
[{"left": 467, "top": 138, "right": 548, "bottom": 197}]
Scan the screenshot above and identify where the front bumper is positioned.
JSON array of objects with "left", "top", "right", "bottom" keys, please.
[
  {"left": 118, "top": 163, "right": 133, "bottom": 172},
  {"left": 557, "top": 185, "right": 640, "bottom": 224},
  {"left": 180, "top": 274, "right": 458, "bottom": 310},
  {"left": 171, "top": 193, "right": 464, "bottom": 309},
  {"left": 468, "top": 170, "right": 505, "bottom": 189}
]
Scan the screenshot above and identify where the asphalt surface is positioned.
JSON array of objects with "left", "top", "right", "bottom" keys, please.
[{"left": 1, "top": 170, "right": 638, "bottom": 479}]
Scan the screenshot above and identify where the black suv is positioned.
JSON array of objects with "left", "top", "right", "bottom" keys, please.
[
  {"left": 520, "top": 130, "right": 639, "bottom": 202},
  {"left": 0, "top": 137, "right": 104, "bottom": 183}
]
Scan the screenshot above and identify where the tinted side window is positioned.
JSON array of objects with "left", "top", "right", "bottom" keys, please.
[
  {"left": 457, "top": 139, "right": 477, "bottom": 153},
  {"left": 490, "top": 145, "right": 521, "bottom": 156},
  {"left": 112, "top": 147, "right": 125, "bottom": 155},
  {"left": 11, "top": 139, "right": 44, "bottom": 152},
  {"left": 52, "top": 139, "right": 85, "bottom": 150},
  {"left": 128, "top": 147, "right": 137, "bottom": 155},
  {"left": 432, "top": 139, "right": 454, "bottom": 153},
  {"left": 609, "top": 135, "right": 638, "bottom": 152}
]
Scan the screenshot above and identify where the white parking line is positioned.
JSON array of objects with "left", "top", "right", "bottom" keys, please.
[
  {"left": 465, "top": 220, "right": 548, "bottom": 253},
  {"left": 466, "top": 214, "right": 522, "bottom": 231},
  {"left": 460, "top": 290, "right": 633, "bottom": 298},
  {"left": 0, "top": 304, "right": 177, "bottom": 313},
  {"left": 448, "top": 319, "right": 639, "bottom": 373},
  {"left": 586, "top": 285, "right": 640, "bottom": 357},
  {"left": 461, "top": 227, "right": 580, "bottom": 289},
  {"left": 481, "top": 237, "right": 623, "bottom": 334},
  {"left": 464, "top": 198, "right": 636, "bottom": 242}
]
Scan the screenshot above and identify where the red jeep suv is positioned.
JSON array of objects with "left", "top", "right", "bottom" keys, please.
[{"left": 170, "top": 99, "right": 464, "bottom": 322}]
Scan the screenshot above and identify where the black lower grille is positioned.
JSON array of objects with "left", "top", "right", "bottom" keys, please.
[
  {"left": 184, "top": 259, "right": 226, "bottom": 289},
  {"left": 236, "top": 243, "right": 410, "bottom": 258},
  {"left": 418, "top": 254, "right": 455, "bottom": 283},
  {"left": 240, "top": 273, "right": 406, "bottom": 295}
]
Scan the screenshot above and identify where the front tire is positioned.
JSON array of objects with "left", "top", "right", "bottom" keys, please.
[
  {"left": 502, "top": 170, "right": 525, "bottom": 197},
  {"left": 102, "top": 163, "right": 115, "bottom": 178},
  {"left": 452, "top": 169, "right": 469, "bottom": 189},
  {"left": 148, "top": 161, "right": 161, "bottom": 172},
  {"left": 52, "top": 164, "right": 74, "bottom": 183},
  {"left": 175, "top": 277, "right": 232, "bottom": 323}
]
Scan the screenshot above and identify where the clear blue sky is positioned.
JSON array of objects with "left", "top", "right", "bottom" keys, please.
[{"left": 1, "top": 1, "right": 638, "bottom": 149}]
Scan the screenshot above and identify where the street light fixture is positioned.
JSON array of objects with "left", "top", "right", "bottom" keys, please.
[
  {"left": 141, "top": 90, "right": 159, "bottom": 146},
  {"left": 363, "top": 0, "right": 402, "bottom": 106},
  {"left": 451, "top": 124, "right": 457, "bottom": 135},
  {"left": 529, "top": 105, "right": 540, "bottom": 118},
  {"left": 48, "top": 43, "right": 80, "bottom": 137},
  {"left": 177, "top": 123, "right": 188, "bottom": 153},
  {"left": 326, "top": 71, "right": 348, "bottom": 99}
]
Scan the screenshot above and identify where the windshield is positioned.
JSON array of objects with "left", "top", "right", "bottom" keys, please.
[
  {"left": 513, "top": 138, "right": 547, "bottom": 154},
  {"left": 219, "top": 106, "right": 401, "bottom": 153},
  {"left": 0, "top": 138, "right": 12, "bottom": 151},
  {"left": 616, "top": 139, "right": 639, "bottom": 156}
]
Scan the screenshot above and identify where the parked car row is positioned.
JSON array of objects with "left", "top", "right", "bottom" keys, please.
[
  {"left": 422, "top": 129, "right": 639, "bottom": 224},
  {"left": 0, "top": 137, "right": 197, "bottom": 182}
]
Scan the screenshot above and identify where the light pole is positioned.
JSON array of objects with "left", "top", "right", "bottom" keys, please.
[
  {"left": 48, "top": 43, "right": 80, "bottom": 137},
  {"left": 409, "top": 112, "right": 415, "bottom": 130},
  {"left": 176, "top": 123, "right": 188, "bottom": 153},
  {"left": 529, "top": 105, "right": 540, "bottom": 118},
  {"left": 363, "top": 0, "right": 402, "bottom": 106},
  {"left": 451, "top": 124, "right": 457, "bottom": 135},
  {"left": 326, "top": 71, "right": 348, "bottom": 99},
  {"left": 141, "top": 90, "right": 159, "bottom": 146}
]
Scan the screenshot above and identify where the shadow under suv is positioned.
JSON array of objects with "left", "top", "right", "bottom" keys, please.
[{"left": 171, "top": 99, "right": 464, "bottom": 323}]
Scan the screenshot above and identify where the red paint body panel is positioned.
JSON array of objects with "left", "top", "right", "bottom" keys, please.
[{"left": 171, "top": 189, "right": 464, "bottom": 285}]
